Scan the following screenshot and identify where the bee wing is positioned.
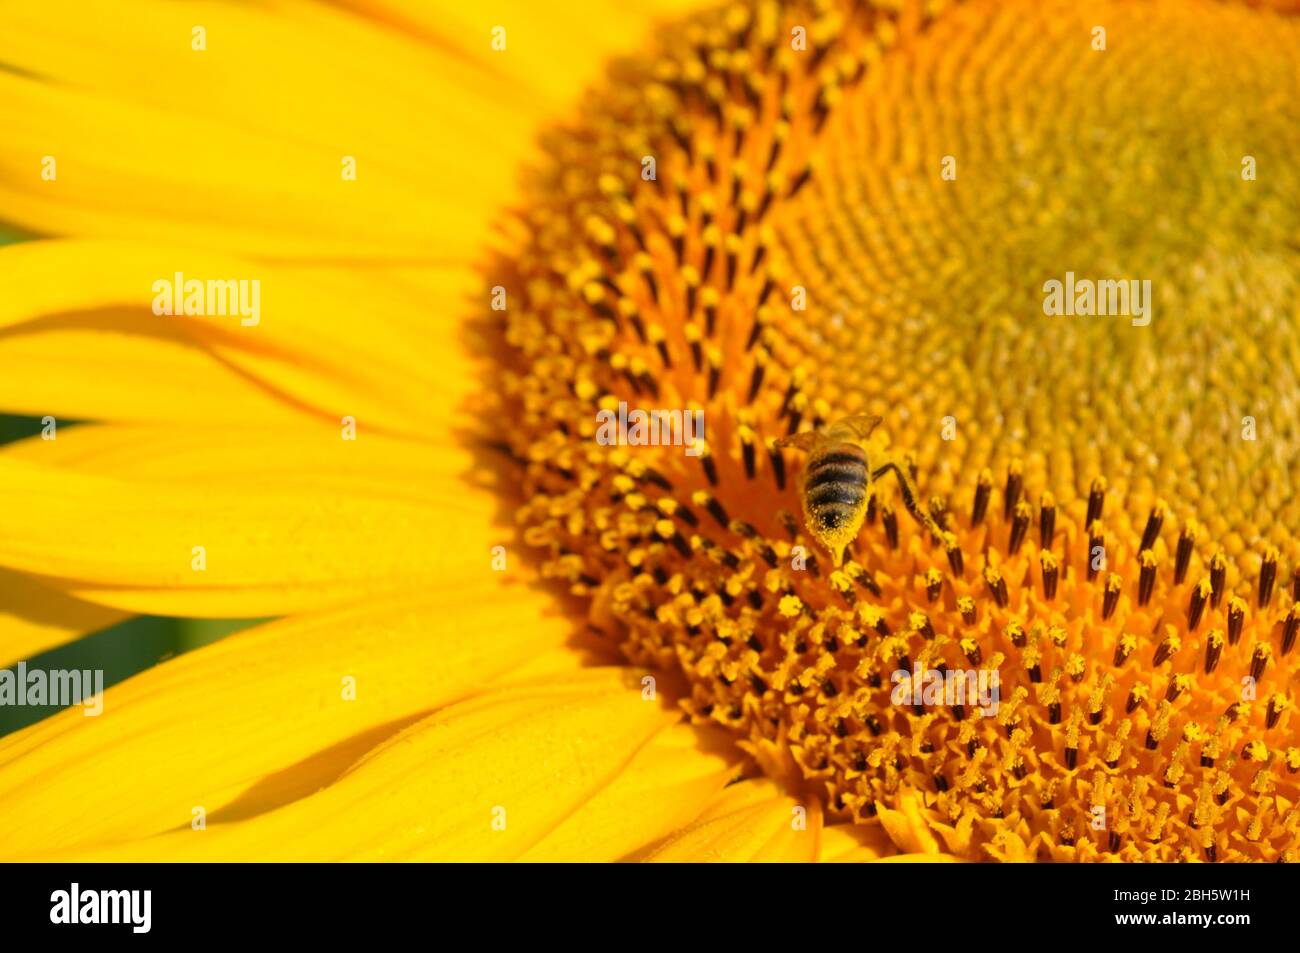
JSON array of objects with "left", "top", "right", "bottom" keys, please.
[
  {"left": 772, "top": 431, "right": 821, "bottom": 452},
  {"left": 837, "top": 414, "right": 883, "bottom": 440}
]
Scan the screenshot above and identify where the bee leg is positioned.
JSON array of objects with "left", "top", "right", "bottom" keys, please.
[{"left": 871, "top": 459, "right": 940, "bottom": 537}]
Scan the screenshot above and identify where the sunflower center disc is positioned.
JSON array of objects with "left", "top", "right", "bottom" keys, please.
[{"left": 492, "top": 0, "right": 1300, "bottom": 861}]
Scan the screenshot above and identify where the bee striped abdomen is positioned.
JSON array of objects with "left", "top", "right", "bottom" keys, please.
[{"left": 805, "top": 447, "right": 868, "bottom": 530}]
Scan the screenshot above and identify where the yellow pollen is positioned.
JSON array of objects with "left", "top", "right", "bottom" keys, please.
[{"left": 492, "top": 0, "right": 1300, "bottom": 861}]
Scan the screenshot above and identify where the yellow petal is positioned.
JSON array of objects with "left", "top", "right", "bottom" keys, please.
[
  {"left": 32, "top": 668, "right": 680, "bottom": 861},
  {"left": 642, "top": 778, "right": 822, "bottom": 862},
  {"left": 341, "top": 0, "right": 703, "bottom": 114},
  {"left": 3, "top": 422, "right": 459, "bottom": 499},
  {"left": 488, "top": 642, "right": 620, "bottom": 684},
  {"left": 0, "top": 76, "right": 465, "bottom": 259},
  {"left": 875, "top": 789, "right": 945, "bottom": 856},
  {"left": 0, "top": 580, "right": 577, "bottom": 857},
  {"left": 0, "top": 421, "right": 504, "bottom": 615},
  {"left": 874, "top": 853, "right": 969, "bottom": 863},
  {"left": 520, "top": 722, "right": 742, "bottom": 862},
  {"left": 0, "top": 310, "right": 313, "bottom": 425},
  {"left": 0, "top": 568, "right": 127, "bottom": 666},
  {"left": 0, "top": 240, "right": 461, "bottom": 434},
  {"left": 817, "top": 821, "right": 899, "bottom": 862},
  {"left": 0, "top": 0, "right": 691, "bottom": 259},
  {"left": 0, "top": 1, "right": 517, "bottom": 258}
]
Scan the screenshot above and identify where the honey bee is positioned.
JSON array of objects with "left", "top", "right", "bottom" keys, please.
[{"left": 775, "top": 414, "right": 939, "bottom": 566}]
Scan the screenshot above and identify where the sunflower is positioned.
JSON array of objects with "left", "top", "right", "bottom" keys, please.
[{"left": 1, "top": 0, "right": 1298, "bottom": 863}]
